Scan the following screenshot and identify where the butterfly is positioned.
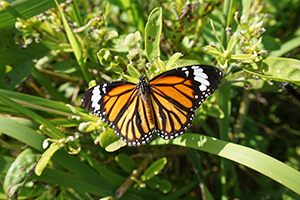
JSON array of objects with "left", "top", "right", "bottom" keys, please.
[{"left": 81, "top": 65, "right": 223, "bottom": 146}]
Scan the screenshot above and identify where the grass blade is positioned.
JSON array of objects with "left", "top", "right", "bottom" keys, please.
[{"left": 152, "top": 133, "right": 300, "bottom": 195}]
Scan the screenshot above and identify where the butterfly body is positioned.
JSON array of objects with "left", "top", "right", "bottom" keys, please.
[
  {"left": 137, "top": 76, "right": 156, "bottom": 129},
  {"left": 81, "top": 65, "right": 223, "bottom": 146}
]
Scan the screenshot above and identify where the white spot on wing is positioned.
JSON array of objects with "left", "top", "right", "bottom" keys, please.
[
  {"left": 185, "top": 71, "right": 189, "bottom": 76},
  {"left": 194, "top": 68, "right": 208, "bottom": 79},
  {"left": 91, "top": 85, "right": 101, "bottom": 111},
  {"left": 193, "top": 68, "right": 210, "bottom": 91},
  {"left": 200, "top": 84, "right": 207, "bottom": 91}
]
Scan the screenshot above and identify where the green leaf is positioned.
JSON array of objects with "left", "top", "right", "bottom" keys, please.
[
  {"left": 0, "top": 32, "right": 51, "bottom": 90},
  {"left": 35, "top": 143, "right": 61, "bottom": 176},
  {"left": 144, "top": 176, "right": 172, "bottom": 194},
  {"left": 98, "top": 48, "right": 113, "bottom": 66},
  {"left": 0, "top": 155, "right": 14, "bottom": 176},
  {"left": 115, "top": 154, "right": 137, "bottom": 174},
  {"left": 230, "top": 54, "right": 258, "bottom": 60},
  {"left": 0, "top": 89, "right": 82, "bottom": 117},
  {"left": 144, "top": 176, "right": 160, "bottom": 189},
  {"left": 165, "top": 52, "right": 183, "bottom": 70},
  {"left": 244, "top": 56, "right": 300, "bottom": 86},
  {"left": 0, "top": 92, "right": 65, "bottom": 139},
  {"left": 124, "top": 33, "right": 136, "bottom": 47},
  {"left": 145, "top": 7, "right": 162, "bottom": 62},
  {"left": 104, "top": 140, "right": 127, "bottom": 152},
  {"left": 110, "top": 35, "right": 129, "bottom": 52},
  {"left": 100, "top": 128, "right": 126, "bottom": 152},
  {"left": 110, "top": 56, "right": 127, "bottom": 75},
  {"left": 4, "top": 148, "right": 44, "bottom": 198},
  {"left": 202, "top": 45, "right": 224, "bottom": 57},
  {"left": 0, "top": 114, "right": 46, "bottom": 150},
  {"left": 158, "top": 179, "right": 172, "bottom": 194},
  {"left": 269, "top": 35, "right": 300, "bottom": 57},
  {"left": 127, "top": 64, "right": 141, "bottom": 81},
  {"left": 0, "top": 0, "right": 66, "bottom": 30},
  {"left": 33, "top": 168, "right": 114, "bottom": 197},
  {"left": 152, "top": 134, "right": 300, "bottom": 195},
  {"left": 226, "top": 32, "right": 238, "bottom": 52},
  {"left": 99, "top": 128, "right": 118, "bottom": 147},
  {"left": 141, "top": 157, "right": 167, "bottom": 181}
]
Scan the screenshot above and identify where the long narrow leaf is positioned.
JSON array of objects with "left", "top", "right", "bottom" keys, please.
[
  {"left": 54, "top": 0, "right": 92, "bottom": 83},
  {"left": 152, "top": 133, "right": 300, "bottom": 195},
  {"left": 0, "top": 114, "right": 45, "bottom": 150},
  {"left": 32, "top": 168, "right": 114, "bottom": 197},
  {"left": 0, "top": 92, "right": 64, "bottom": 139},
  {"left": 0, "top": 89, "right": 84, "bottom": 116},
  {"left": 0, "top": 0, "right": 66, "bottom": 30}
]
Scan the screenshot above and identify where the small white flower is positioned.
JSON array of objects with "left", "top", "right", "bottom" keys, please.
[
  {"left": 255, "top": 21, "right": 264, "bottom": 29},
  {"left": 74, "top": 132, "right": 80, "bottom": 139},
  {"left": 154, "top": 68, "right": 161, "bottom": 73},
  {"left": 240, "top": 30, "right": 247, "bottom": 35},
  {"left": 66, "top": 136, "right": 74, "bottom": 142},
  {"left": 240, "top": 15, "right": 247, "bottom": 24},
  {"left": 48, "top": 15, "right": 54, "bottom": 20},
  {"left": 258, "top": 28, "right": 266, "bottom": 34},
  {"left": 43, "top": 139, "right": 50, "bottom": 149}
]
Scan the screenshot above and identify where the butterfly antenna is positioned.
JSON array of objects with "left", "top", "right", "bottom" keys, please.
[
  {"left": 127, "top": 69, "right": 139, "bottom": 76},
  {"left": 143, "top": 56, "right": 160, "bottom": 79},
  {"left": 149, "top": 56, "right": 160, "bottom": 68}
]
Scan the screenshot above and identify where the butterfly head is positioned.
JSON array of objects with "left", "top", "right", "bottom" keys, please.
[{"left": 137, "top": 75, "right": 151, "bottom": 101}]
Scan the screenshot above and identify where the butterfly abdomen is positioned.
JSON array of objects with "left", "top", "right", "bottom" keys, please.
[
  {"left": 138, "top": 76, "right": 156, "bottom": 129},
  {"left": 144, "top": 100, "right": 155, "bottom": 129}
]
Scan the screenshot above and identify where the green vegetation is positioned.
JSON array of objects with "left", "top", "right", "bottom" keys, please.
[{"left": 1, "top": 0, "right": 300, "bottom": 199}]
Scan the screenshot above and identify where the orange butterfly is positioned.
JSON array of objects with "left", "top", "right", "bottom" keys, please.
[{"left": 81, "top": 65, "right": 223, "bottom": 146}]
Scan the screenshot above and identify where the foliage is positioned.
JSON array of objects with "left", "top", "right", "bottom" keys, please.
[{"left": 1, "top": 0, "right": 300, "bottom": 199}]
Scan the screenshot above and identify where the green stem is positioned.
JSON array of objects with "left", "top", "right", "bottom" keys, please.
[
  {"left": 219, "top": 83, "right": 231, "bottom": 200},
  {"left": 219, "top": 0, "right": 233, "bottom": 199},
  {"left": 233, "top": 89, "right": 250, "bottom": 140},
  {"left": 221, "top": 0, "right": 233, "bottom": 48}
]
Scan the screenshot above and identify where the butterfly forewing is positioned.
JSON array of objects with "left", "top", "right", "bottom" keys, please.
[
  {"left": 81, "top": 81, "right": 154, "bottom": 146},
  {"left": 149, "top": 65, "right": 223, "bottom": 140}
]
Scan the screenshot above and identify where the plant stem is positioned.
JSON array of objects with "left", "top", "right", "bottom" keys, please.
[
  {"left": 219, "top": 0, "right": 233, "bottom": 198},
  {"left": 219, "top": 83, "right": 231, "bottom": 200}
]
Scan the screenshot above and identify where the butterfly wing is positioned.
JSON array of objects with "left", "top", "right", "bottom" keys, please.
[
  {"left": 81, "top": 82, "right": 154, "bottom": 146},
  {"left": 149, "top": 65, "right": 223, "bottom": 140}
]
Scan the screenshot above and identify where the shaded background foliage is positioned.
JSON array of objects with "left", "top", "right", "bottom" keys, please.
[{"left": 0, "top": 0, "right": 300, "bottom": 199}]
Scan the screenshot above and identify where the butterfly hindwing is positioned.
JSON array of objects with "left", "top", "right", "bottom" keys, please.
[
  {"left": 81, "top": 81, "right": 154, "bottom": 146},
  {"left": 149, "top": 65, "right": 223, "bottom": 140}
]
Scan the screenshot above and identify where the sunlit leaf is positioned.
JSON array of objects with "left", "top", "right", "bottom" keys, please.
[{"left": 145, "top": 7, "right": 162, "bottom": 62}]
